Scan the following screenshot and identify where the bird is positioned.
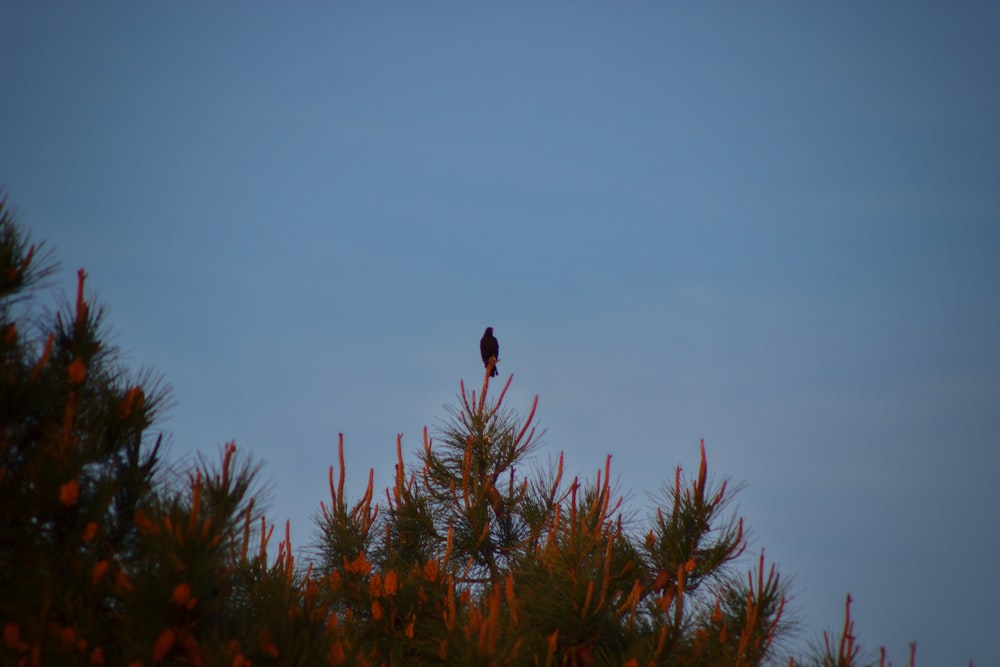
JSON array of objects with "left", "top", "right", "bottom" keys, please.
[{"left": 480, "top": 327, "right": 499, "bottom": 377}]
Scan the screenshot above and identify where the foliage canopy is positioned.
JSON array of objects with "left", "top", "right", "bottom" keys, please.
[{"left": 0, "top": 197, "right": 912, "bottom": 666}]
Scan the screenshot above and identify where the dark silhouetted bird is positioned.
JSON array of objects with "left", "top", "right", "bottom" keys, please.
[{"left": 480, "top": 327, "right": 499, "bottom": 377}]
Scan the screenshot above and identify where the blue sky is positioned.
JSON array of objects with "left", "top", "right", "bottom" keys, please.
[{"left": 2, "top": 3, "right": 998, "bottom": 664}]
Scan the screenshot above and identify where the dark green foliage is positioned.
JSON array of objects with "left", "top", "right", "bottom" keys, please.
[
  {"left": 1, "top": 199, "right": 166, "bottom": 664},
  {"left": 0, "top": 198, "right": 330, "bottom": 666}
]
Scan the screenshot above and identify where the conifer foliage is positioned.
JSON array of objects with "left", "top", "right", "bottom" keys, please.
[
  {"left": 312, "top": 366, "right": 791, "bottom": 666},
  {"left": 1, "top": 200, "right": 326, "bottom": 666},
  {"left": 1, "top": 196, "right": 912, "bottom": 666}
]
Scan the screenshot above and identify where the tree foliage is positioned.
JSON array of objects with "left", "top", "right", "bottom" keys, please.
[{"left": 1, "top": 196, "right": 916, "bottom": 666}]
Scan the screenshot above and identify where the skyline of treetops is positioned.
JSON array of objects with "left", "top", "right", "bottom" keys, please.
[{"left": 2, "top": 195, "right": 930, "bottom": 666}]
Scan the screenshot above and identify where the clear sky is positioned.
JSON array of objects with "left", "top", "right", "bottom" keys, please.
[{"left": 2, "top": 3, "right": 998, "bottom": 664}]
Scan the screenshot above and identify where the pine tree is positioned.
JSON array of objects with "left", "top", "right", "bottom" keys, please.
[
  {"left": 313, "top": 364, "right": 793, "bottom": 666},
  {"left": 1, "top": 196, "right": 168, "bottom": 664},
  {"left": 0, "top": 198, "right": 332, "bottom": 666}
]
